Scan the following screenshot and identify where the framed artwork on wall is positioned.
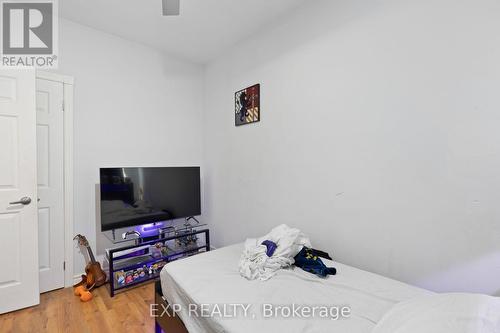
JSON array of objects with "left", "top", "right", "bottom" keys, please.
[{"left": 235, "top": 84, "right": 260, "bottom": 126}]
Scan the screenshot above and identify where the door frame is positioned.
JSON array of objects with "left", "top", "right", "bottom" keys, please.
[{"left": 36, "top": 71, "right": 75, "bottom": 288}]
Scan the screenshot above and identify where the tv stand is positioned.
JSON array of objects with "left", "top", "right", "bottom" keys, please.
[{"left": 105, "top": 224, "right": 209, "bottom": 297}]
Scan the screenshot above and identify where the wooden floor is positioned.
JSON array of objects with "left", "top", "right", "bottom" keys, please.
[{"left": 0, "top": 282, "right": 155, "bottom": 333}]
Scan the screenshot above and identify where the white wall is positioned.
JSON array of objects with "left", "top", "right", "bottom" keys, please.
[
  {"left": 54, "top": 19, "right": 204, "bottom": 276},
  {"left": 203, "top": 0, "right": 500, "bottom": 295}
]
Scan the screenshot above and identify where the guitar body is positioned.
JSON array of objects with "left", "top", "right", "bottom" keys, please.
[{"left": 86, "top": 261, "right": 106, "bottom": 287}]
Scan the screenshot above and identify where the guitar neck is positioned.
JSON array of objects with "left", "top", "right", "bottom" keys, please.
[{"left": 87, "top": 246, "right": 96, "bottom": 263}]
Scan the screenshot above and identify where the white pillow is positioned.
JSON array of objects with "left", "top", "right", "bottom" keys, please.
[{"left": 372, "top": 293, "right": 500, "bottom": 333}]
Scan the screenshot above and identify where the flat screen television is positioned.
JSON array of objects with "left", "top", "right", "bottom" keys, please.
[{"left": 99, "top": 167, "right": 201, "bottom": 231}]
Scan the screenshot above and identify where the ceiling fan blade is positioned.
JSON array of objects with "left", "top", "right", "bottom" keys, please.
[{"left": 162, "top": 0, "right": 180, "bottom": 16}]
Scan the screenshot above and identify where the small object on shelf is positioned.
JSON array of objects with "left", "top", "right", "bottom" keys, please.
[
  {"left": 138, "top": 267, "right": 145, "bottom": 278},
  {"left": 133, "top": 271, "right": 139, "bottom": 281},
  {"left": 162, "top": 226, "right": 177, "bottom": 249},
  {"left": 148, "top": 266, "right": 153, "bottom": 275},
  {"left": 115, "top": 271, "right": 125, "bottom": 286},
  {"left": 151, "top": 242, "right": 163, "bottom": 258},
  {"left": 125, "top": 271, "right": 133, "bottom": 284},
  {"left": 175, "top": 227, "right": 199, "bottom": 249}
]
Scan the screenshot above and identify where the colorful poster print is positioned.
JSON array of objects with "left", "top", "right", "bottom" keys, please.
[{"left": 235, "top": 84, "right": 260, "bottom": 126}]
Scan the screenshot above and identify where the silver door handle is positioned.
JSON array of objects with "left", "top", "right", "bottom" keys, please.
[{"left": 9, "top": 197, "right": 32, "bottom": 205}]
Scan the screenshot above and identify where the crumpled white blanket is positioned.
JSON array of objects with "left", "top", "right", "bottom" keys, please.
[{"left": 238, "top": 224, "right": 311, "bottom": 281}]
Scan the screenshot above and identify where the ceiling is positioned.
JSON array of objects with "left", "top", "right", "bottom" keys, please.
[{"left": 60, "top": 0, "right": 307, "bottom": 64}]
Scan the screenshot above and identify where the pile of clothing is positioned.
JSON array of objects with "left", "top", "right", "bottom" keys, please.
[{"left": 238, "top": 224, "right": 336, "bottom": 280}]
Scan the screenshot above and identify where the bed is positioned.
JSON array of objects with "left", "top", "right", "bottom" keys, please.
[{"left": 157, "top": 243, "right": 431, "bottom": 333}]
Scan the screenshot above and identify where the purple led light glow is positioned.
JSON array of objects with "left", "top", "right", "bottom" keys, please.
[{"left": 136, "top": 222, "right": 165, "bottom": 237}]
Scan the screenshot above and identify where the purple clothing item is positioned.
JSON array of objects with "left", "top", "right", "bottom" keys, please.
[{"left": 261, "top": 240, "right": 277, "bottom": 257}]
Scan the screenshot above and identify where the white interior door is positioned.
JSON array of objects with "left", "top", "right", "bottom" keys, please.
[
  {"left": 36, "top": 78, "right": 65, "bottom": 293},
  {"left": 0, "top": 69, "right": 39, "bottom": 314}
]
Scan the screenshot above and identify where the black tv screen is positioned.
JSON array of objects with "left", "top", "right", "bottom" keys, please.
[{"left": 99, "top": 167, "right": 201, "bottom": 231}]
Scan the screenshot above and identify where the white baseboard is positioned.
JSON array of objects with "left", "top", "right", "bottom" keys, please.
[{"left": 73, "top": 273, "right": 84, "bottom": 286}]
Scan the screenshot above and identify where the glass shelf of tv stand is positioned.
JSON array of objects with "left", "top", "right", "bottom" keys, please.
[
  {"left": 106, "top": 226, "right": 210, "bottom": 297},
  {"left": 102, "top": 223, "right": 208, "bottom": 245},
  {"left": 109, "top": 245, "right": 205, "bottom": 292},
  {"left": 109, "top": 242, "right": 208, "bottom": 271}
]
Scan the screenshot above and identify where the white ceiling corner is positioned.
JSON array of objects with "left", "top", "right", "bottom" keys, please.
[{"left": 60, "top": 0, "right": 308, "bottom": 64}]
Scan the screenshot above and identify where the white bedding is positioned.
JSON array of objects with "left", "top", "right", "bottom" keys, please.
[
  {"left": 372, "top": 293, "right": 500, "bottom": 333},
  {"left": 239, "top": 224, "right": 311, "bottom": 281},
  {"left": 160, "top": 244, "right": 430, "bottom": 333}
]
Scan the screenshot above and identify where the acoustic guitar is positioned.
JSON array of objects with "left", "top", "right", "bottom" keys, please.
[{"left": 73, "top": 234, "right": 107, "bottom": 289}]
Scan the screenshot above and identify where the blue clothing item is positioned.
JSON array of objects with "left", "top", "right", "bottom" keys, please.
[
  {"left": 261, "top": 240, "right": 277, "bottom": 257},
  {"left": 294, "top": 247, "right": 337, "bottom": 277}
]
